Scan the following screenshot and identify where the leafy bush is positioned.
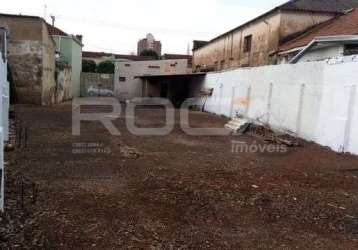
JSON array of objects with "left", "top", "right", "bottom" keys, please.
[
  {"left": 96, "top": 60, "right": 115, "bottom": 74},
  {"left": 140, "top": 49, "right": 159, "bottom": 60},
  {"left": 82, "top": 59, "right": 96, "bottom": 73}
]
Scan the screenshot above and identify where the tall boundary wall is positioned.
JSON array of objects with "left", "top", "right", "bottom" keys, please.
[
  {"left": 194, "top": 56, "right": 358, "bottom": 155},
  {"left": 0, "top": 27, "right": 9, "bottom": 212},
  {"left": 0, "top": 51, "right": 9, "bottom": 212}
]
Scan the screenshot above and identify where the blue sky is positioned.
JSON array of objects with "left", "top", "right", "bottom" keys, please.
[{"left": 2, "top": 0, "right": 288, "bottom": 54}]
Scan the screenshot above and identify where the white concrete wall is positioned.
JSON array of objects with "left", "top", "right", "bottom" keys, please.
[
  {"left": 115, "top": 59, "right": 189, "bottom": 101},
  {"left": 196, "top": 56, "right": 358, "bottom": 155},
  {"left": 300, "top": 45, "right": 344, "bottom": 62},
  {"left": 0, "top": 50, "right": 8, "bottom": 212}
]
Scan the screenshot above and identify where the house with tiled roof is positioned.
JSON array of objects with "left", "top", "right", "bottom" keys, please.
[
  {"left": 47, "top": 22, "right": 83, "bottom": 98},
  {"left": 278, "top": 8, "right": 358, "bottom": 63},
  {"left": 193, "top": 0, "right": 358, "bottom": 72}
]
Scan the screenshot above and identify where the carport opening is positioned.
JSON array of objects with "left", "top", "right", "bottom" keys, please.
[{"left": 140, "top": 74, "right": 205, "bottom": 108}]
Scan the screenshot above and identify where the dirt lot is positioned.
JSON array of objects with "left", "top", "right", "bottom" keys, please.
[{"left": 2, "top": 102, "right": 358, "bottom": 249}]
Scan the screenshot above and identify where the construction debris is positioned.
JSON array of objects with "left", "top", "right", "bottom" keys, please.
[
  {"left": 247, "top": 124, "right": 301, "bottom": 147},
  {"left": 225, "top": 117, "right": 250, "bottom": 135},
  {"left": 226, "top": 117, "right": 301, "bottom": 147},
  {"left": 119, "top": 145, "right": 142, "bottom": 159}
]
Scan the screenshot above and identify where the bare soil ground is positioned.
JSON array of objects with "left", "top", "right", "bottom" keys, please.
[{"left": 2, "top": 103, "right": 358, "bottom": 249}]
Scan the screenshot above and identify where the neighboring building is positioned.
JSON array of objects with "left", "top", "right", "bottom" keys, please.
[
  {"left": 193, "top": 0, "right": 358, "bottom": 72},
  {"left": 137, "top": 33, "right": 162, "bottom": 56},
  {"left": 0, "top": 13, "right": 57, "bottom": 105},
  {"left": 114, "top": 59, "right": 191, "bottom": 102},
  {"left": 162, "top": 54, "right": 193, "bottom": 68},
  {"left": 278, "top": 9, "right": 358, "bottom": 63},
  {"left": 48, "top": 23, "right": 83, "bottom": 98},
  {"left": 82, "top": 51, "right": 152, "bottom": 64}
]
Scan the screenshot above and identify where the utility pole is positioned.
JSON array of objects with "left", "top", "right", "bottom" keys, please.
[{"left": 43, "top": 4, "right": 47, "bottom": 21}]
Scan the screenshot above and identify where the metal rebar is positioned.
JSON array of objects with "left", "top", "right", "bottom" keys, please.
[
  {"left": 21, "top": 180, "right": 24, "bottom": 209},
  {"left": 17, "top": 123, "right": 22, "bottom": 148},
  {"left": 24, "top": 127, "right": 28, "bottom": 148}
]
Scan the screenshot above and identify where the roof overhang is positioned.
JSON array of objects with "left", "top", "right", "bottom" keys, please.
[
  {"left": 136, "top": 72, "right": 206, "bottom": 79},
  {"left": 278, "top": 46, "right": 305, "bottom": 55},
  {"left": 289, "top": 35, "right": 358, "bottom": 63}
]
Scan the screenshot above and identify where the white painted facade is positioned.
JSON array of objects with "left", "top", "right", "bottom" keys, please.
[
  {"left": 193, "top": 56, "right": 358, "bottom": 155},
  {"left": 279, "top": 44, "right": 345, "bottom": 64},
  {"left": 301, "top": 45, "right": 344, "bottom": 62},
  {"left": 114, "top": 59, "right": 190, "bottom": 101}
]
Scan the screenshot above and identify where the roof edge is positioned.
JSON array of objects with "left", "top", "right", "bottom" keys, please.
[
  {"left": 0, "top": 12, "right": 43, "bottom": 20},
  {"left": 193, "top": 4, "right": 343, "bottom": 52}
]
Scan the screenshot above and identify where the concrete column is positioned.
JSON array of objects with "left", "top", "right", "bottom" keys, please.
[
  {"left": 343, "top": 84, "right": 356, "bottom": 152},
  {"left": 245, "top": 86, "right": 252, "bottom": 118},
  {"left": 144, "top": 79, "right": 148, "bottom": 97},
  {"left": 230, "top": 86, "right": 236, "bottom": 118},
  {"left": 267, "top": 83, "right": 273, "bottom": 124},
  {"left": 296, "top": 83, "right": 306, "bottom": 135},
  {"left": 218, "top": 83, "right": 223, "bottom": 115}
]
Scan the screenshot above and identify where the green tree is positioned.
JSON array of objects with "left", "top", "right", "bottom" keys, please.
[
  {"left": 82, "top": 59, "right": 96, "bottom": 73},
  {"left": 139, "top": 49, "right": 159, "bottom": 60},
  {"left": 96, "top": 60, "right": 115, "bottom": 74}
]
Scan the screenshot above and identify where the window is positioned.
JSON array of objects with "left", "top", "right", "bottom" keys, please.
[
  {"left": 344, "top": 44, "right": 358, "bottom": 56},
  {"left": 119, "top": 77, "right": 126, "bottom": 82},
  {"left": 244, "top": 35, "right": 252, "bottom": 53},
  {"left": 148, "top": 65, "right": 160, "bottom": 69}
]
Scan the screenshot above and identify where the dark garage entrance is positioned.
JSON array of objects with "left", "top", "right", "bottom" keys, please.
[{"left": 139, "top": 73, "right": 206, "bottom": 107}]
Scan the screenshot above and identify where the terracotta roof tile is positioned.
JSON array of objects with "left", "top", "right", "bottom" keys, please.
[
  {"left": 280, "top": 0, "right": 358, "bottom": 13},
  {"left": 162, "top": 54, "right": 192, "bottom": 60},
  {"left": 279, "top": 8, "right": 358, "bottom": 52},
  {"left": 47, "top": 23, "right": 68, "bottom": 36},
  {"left": 162, "top": 54, "right": 192, "bottom": 66},
  {"left": 115, "top": 54, "right": 153, "bottom": 61},
  {"left": 83, "top": 51, "right": 113, "bottom": 58},
  {"left": 83, "top": 51, "right": 153, "bottom": 61}
]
